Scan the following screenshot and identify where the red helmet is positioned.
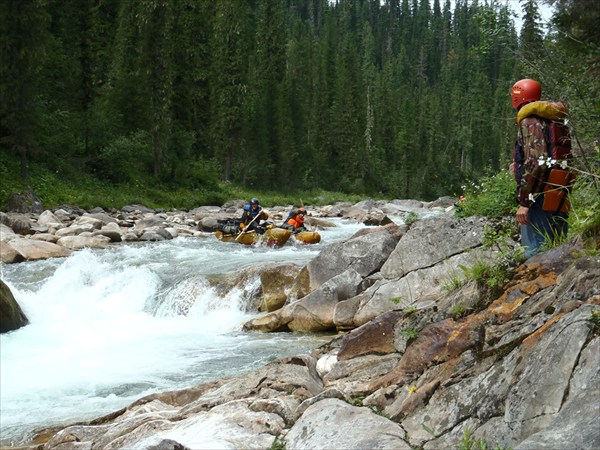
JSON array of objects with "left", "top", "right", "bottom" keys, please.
[{"left": 511, "top": 79, "right": 541, "bottom": 109}]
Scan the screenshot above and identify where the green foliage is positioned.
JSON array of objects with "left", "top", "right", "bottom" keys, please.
[
  {"left": 466, "top": 260, "right": 510, "bottom": 291},
  {"left": 589, "top": 310, "right": 600, "bottom": 332},
  {"left": 451, "top": 303, "right": 469, "bottom": 319},
  {"left": 538, "top": 221, "right": 571, "bottom": 253},
  {"left": 455, "top": 171, "right": 517, "bottom": 219},
  {"left": 457, "top": 428, "right": 511, "bottom": 450},
  {"left": 481, "top": 223, "right": 514, "bottom": 251},
  {"left": 403, "top": 306, "right": 417, "bottom": 316},
  {"left": 390, "top": 296, "right": 404, "bottom": 305},
  {"left": 403, "top": 211, "right": 420, "bottom": 226},
  {"left": 270, "top": 439, "right": 286, "bottom": 450},
  {"left": 400, "top": 326, "right": 419, "bottom": 342},
  {"left": 350, "top": 395, "right": 365, "bottom": 406},
  {"left": 567, "top": 148, "right": 600, "bottom": 246},
  {"left": 91, "top": 131, "right": 153, "bottom": 184},
  {"left": 177, "top": 155, "right": 222, "bottom": 190},
  {"left": 443, "top": 272, "right": 466, "bottom": 292}
]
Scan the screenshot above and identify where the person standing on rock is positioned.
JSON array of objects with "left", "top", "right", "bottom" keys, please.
[{"left": 511, "top": 78, "right": 573, "bottom": 259}]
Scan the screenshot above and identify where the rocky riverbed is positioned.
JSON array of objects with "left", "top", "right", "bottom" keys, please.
[{"left": 1, "top": 197, "right": 598, "bottom": 449}]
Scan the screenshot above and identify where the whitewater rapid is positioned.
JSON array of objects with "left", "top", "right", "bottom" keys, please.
[{"left": 0, "top": 219, "right": 365, "bottom": 445}]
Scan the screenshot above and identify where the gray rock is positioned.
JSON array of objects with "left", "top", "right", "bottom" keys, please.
[
  {"left": 303, "top": 228, "right": 399, "bottom": 292},
  {"left": 55, "top": 223, "right": 96, "bottom": 237},
  {"left": 246, "top": 269, "right": 364, "bottom": 332},
  {"left": 0, "top": 279, "right": 29, "bottom": 333},
  {"left": 4, "top": 237, "right": 71, "bottom": 261},
  {"left": 37, "top": 210, "right": 63, "bottom": 228},
  {"left": 381, "top": 215, "right": 489, "bottom": 279},
  {"left": 92, "top": 222, "right": 123, "bottom": 242},
  {"left": 285, "top": 398, "right": 411, "bottom": 450},
  {"left": 0, "top": 223, "right": 16, "bottom": 240},
  {"left": 57, "top": 235, "right": 112, "bottom": 250},
  {"left": 7, "top": 189, "right": 43, "bottom": 213},
  {"left": 122, "top": 204, "right": 156, "bottom": 214}
]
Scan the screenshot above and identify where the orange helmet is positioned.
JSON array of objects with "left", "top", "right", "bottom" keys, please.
[{"left": 511, "top": 79, "right": 541, "bottom": 109}]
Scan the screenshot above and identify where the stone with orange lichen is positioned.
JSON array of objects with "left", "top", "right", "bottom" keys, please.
[
  {"left": 368, "top": 317, "right": 485, "bottom": 391},
  {"left": 488, "top": 273, "right": 558, "bottom": 323}
]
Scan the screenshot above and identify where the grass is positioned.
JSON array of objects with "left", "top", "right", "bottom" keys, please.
[
  {"left": 403, "top": 211, "right": 420, "bottom": 226},
  {"left": 443, "top": 271, "right": 466, "bottom": 292},
  {"left": 270, "top": 439, "right": 286, "bottom": 450},
  {"left": 403, "top": 306, "right": 417, "bottom": 315},
  {"left": 457, "top": 428, "right": 511, "bottom": 450},
  {"left": 0, "top": 152, "right": 366, "bottom": 211},
  {"left": 589, "top": 310, "right": 600, "bottom": 332},
  {"left": 451, "top": 303, "right": 469, "bottom": 319},
  {"left": 400, "top": 326, "right": 419, "bottom": 341},
  {"left": 350, "top": 395, "right": 365, "bottom": 406}
]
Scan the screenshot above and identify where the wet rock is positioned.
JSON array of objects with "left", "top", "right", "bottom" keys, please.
[{"left": 0, "top": 279, "right": 29, "bottom": 333}]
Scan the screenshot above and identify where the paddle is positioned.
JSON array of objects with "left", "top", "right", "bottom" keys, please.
[{"left": 235, "top": 208, "right": 265, "bottom": 241}]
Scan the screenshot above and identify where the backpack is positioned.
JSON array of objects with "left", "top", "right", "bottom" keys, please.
[
  {"left": 217, "top": 219, "right": 241, "bottom": 235},
  {"left": 284, "top": 209, "right": 299, "bottom": 223},
  {"left": 515, "top": 101, "right": 574, "bottom": 213}
]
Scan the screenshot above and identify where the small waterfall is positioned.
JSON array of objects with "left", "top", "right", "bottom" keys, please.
[{"left": 0, "top": 218, "right": 365, "bottom": 445}]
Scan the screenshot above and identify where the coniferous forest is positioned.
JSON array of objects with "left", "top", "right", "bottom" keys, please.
[{"left": 1, "top": 0, "right": 599, "bottom": 209}]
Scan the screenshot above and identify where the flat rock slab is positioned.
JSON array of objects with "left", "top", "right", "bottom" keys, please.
[{"left": 285, "top": 398, "right": 411, "bottom": 450}]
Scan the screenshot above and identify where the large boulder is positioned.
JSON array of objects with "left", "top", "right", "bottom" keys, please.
[
  {"left": 380, "top": 215, "right": 490, "bottom": 279},
  {"left": 0, "top": 279, "right": 29, "bottom": 333},
  {"left": 37, "top": 210, "right": 63, "bottom": 228},
  {"left": 285, "top": 398, "right": 411, "bottom": 450},
  {"left": 258, "top": 263, "right": 303, "bottom": 312},
  {"left": 0, "top": 239, "right": 24, "bottom": 263},
  {"left": 3, "top": 237, "right": 71, "bottom": 261},
  {"left": 7, "top": 189, "right": 43, "bottom": 213},
  {"left": 336, "top": 246, "right": 497, "bottom": 328},
  {"left": 301, "top": 228, "right": 400, "bottom": 293},
  {"left": 245, "top": 269, "right": 364, "bottom": 332},
  {"left": 56, "top": 235, "right": 112, "bottom": 250}
]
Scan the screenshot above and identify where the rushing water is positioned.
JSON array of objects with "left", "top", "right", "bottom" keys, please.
[{"left": 0, "top": 219, "right": 366, "bottom": 445}]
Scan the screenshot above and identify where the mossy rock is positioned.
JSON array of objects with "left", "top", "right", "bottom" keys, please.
[{"left": 7, "top": 189, "right": 43, "bottom": 213}]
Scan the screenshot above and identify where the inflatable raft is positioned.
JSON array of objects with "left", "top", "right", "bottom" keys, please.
[
  {"left": 293, "top": 230, "right": 321, "bottom": 244},
  {"left": 215, "top": 227, "right": 293, "bottom": 247}
]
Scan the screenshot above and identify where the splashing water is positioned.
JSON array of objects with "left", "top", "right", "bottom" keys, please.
[{"left": 0, "top": 219, "right": 365, "bottom": 444}]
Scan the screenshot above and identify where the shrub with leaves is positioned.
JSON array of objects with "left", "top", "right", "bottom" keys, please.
[{"left": 455, "top": 170, "right": 517, "bottom": 219}]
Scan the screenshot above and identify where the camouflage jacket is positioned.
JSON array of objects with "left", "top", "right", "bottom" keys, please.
[{"left": 514, "top": 116, "right": 549, "bottom": 207}]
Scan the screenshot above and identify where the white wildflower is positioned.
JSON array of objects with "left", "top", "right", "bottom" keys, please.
[
  {"left": 538, "top": 156, "right": 547, "bottom": 166},
  {"left": 560, "top": 160, "right": 568, "bottom": 170}
]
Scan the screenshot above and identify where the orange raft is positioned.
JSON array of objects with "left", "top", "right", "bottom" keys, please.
[
  {"left": 215, "top": 227, "right": 293, "bottom": 247},
  {"left": 292, "top": 230, "right": 321, "bottom": 244}
]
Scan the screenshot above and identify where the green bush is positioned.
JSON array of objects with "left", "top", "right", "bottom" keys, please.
[
  {"left": 90, "top": 131, "right": 153, "bottom": 184},
  {"left": 455, "top": 170, "right": 516, "bottom": 219},
  {"left": 568, "top": 150, "right": 600, "bottom": 244}
]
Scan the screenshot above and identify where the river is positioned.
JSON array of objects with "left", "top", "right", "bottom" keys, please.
[{"left": 0, "top": 219, "right": 366, "bottom": 445}]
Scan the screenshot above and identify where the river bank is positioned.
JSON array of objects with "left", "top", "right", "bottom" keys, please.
[{"left": 1, "top": 197, "right": 598, "bottom": 449}]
